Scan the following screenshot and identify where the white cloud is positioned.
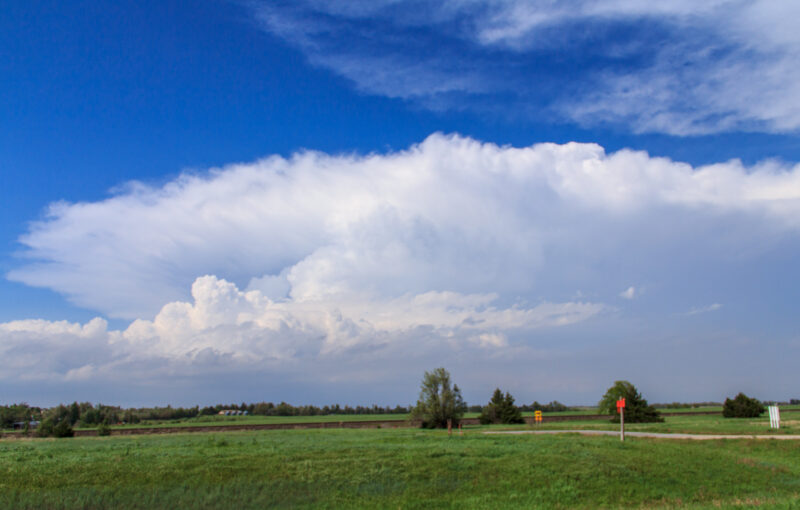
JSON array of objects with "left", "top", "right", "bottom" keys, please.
[
  {"left": 619, "top": 286, "right": 636, "bottom": 300},
  {"left": 252, "top": 1, "right": 800, "bottom": 134},
  {"left": 687, "top": 303, "right": 723, "bottom": 315},
  {"left": 0, "top": 275, "right": 600, "bottom": 382},
  {"left": 6, "top": 133, "right": 800, "bottom": 395},
  {"left": 9, "top": 133, "right": 800, "bottom": 322}
]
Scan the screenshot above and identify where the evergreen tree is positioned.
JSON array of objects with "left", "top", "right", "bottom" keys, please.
[{"left": 479, "top": 388, "right": 524, "bottom": 424}]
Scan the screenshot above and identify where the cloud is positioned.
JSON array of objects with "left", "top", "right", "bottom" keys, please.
[
  {"left": 0, "top": 275, "right": 600, "bottom": 383},
  {"left": 619, "top": 286, "right": 636, "bottom": 300},
  {"left": 687, "top": 303, "right": 723, "bottom": 315},
  {"left": 6, "top": 133, "right": 800, "bottom": 401},
  {"left": 9, "top": 133, "right": 800, "bottom": 320},
  {"left": 251, "top": 1, "right": 800, "bottom": 135}
]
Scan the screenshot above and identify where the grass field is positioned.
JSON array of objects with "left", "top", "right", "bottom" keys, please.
[
  {"left": 3, "top": 425, "right": 800, "bottom": 509},
  {"left": 61, "top": 404, "right": 799, "bottom": 431},
  {"left": 524, "top": 413, "right": 800, "bottom": 436}
]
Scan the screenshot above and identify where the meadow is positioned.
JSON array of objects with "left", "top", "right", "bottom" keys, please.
[
  {"left": 59, "top": 404, "right": 799, "bottom": 431},
  {"left": 2, "top": 414, "right": 800, "bottom": 509}
]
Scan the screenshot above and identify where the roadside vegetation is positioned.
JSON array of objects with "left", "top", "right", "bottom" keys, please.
[
  {"left": 2, "top": 427, "right": 800, "bottom": 509},
  {"left": 2, "top": 374, "right": 798, "bottom": 435}
]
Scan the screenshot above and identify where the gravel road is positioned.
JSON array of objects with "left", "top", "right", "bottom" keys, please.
[{"left": 484, "top": 430, "right": 800, "bottom": 440}]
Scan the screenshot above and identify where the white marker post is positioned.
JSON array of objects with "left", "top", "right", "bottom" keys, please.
[
  {"left": 617, "top": 398, "right": 626, "bottom": 442},
  {"left": 769, "top": 405, "right": 780, "bottom": 429}
]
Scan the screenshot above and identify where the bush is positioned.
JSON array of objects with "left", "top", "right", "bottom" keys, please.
[
  {"left": 97, "top": 420, "right": 111, "bottom": 436},
  {"left": 479, "top": 388, "right": 524, "bottom": 425},
  {"left": 723, "top": 393, "right": 765, "bottom": 418},
  {"left": 598, "top": 380, "right": 663, "bottom": 423},
  {"left": 411, "top": 368, "right": 467, "bottom": 428},
  {"left": 36, "top": 418, "right": 55, "bottom": 437},
  {"left": 53, "top": 419, "right": 74, "bottom": 438},
  {"left": 36, "top": 418, "right": 74, "bottom": 438}
]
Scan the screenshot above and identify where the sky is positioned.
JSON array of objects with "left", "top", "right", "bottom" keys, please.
[{"left": 1, "top": 0, "right": 799, "bottom": 408}]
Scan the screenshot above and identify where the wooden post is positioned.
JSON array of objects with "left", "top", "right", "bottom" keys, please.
[
  {"left": 447, "top": 419, "right": 452, "bottom": 436},
  {"left": 620, "top": 406, "right": 625, "bottom": 442},
  {"left": 459, "top": 423, "right": 462, "bottom": 436}
]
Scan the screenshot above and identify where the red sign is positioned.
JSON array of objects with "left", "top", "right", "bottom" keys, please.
[{"left": 616, "top": 398, "right": 626, "bottom": 409}]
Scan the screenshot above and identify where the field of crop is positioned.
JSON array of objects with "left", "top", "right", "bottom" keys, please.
[{"left": 3, "top": 414, "right": 800, "bottom": 509}]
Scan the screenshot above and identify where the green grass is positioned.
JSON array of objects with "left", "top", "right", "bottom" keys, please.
[
  {"left": 2, "top": 427, "right": 800, "bottom": 509},
  {"left": 512, "top": 412, "right": 800, "bottom": 436},
  {"left": 79, "top": 413, "right": 412, "bottom": 430},
  {"left": 54, "top": 404, "right": 797, "bottom": 431}
]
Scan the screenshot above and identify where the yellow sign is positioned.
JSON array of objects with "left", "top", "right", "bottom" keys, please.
[{"left": 534, "top": 410, "right": 543, "bottom": 423}]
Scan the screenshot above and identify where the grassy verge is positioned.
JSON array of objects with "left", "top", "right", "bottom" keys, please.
[
  {"left": 78, "top": 413, "right": 412, "bottom": 430},
  {"left": 491, "top": 413, "right": 800, "bottom": 436},
  {"left": 2, "top": 428, "right": 800, "bottom": 509}
]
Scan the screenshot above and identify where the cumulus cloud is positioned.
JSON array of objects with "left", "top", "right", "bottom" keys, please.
[
  {"left": 9, "top": 133, "right": 800, "bottom": 320},
  {"left": 6, "top": 133, "right": 800, "bottom": 396},
  {"left": 0, "top": 275, "right": 600, "bottom": 383},
  {"left": 619, "top": 286, "right": 636, "bottom": 300},
  {"left": 251, "top": 1, "right": 800, "bottom": 135}
]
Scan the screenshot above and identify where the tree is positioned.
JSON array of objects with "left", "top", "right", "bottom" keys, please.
[
  {"left": 722, "top": 393, "right": 764, "bottom": 418},
  {"left": 479, "top": 388, "right": 524, "bottom": 424},
  {"left": 598, "top": 380, "right": 663, "bottom": 423},
  {"left": 411, "top": 368, "right": 467, "bottom": 428}
]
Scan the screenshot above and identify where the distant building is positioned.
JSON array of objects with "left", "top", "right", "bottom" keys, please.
[{"left": 12, "top": 421, "right": 39, "bottom": 430}]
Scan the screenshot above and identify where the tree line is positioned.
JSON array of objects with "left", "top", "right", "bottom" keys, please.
[
  {"left": 3, "top": 371, "right": 793, "bottom": 435},
  {"left": 409, "top": 369, "right": 791, "bottom": 428}
]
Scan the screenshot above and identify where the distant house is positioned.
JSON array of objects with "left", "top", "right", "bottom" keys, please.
[{"left": 12, "top": 421, "right": 39, "bottom": 430}]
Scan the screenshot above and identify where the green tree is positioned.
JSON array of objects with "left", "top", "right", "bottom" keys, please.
[
  {"left": 479, "top": 388, "right": 524, "bottom": 424},
  {"left": 68, "top": 402, "right": 80, "bottom": 425},
  {"left": 411, "top": 368, "right": 467, "bottom": 428},
  {"left": 598, "top": 380, "right": 663, "bottom": 423},
  {"left": 722, "top": 393, "right": 765, "bottom": 418}
]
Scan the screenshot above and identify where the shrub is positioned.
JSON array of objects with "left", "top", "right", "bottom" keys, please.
[
  {"left": 37, "top": 418, "right": 74, "bottom": 438},
  {"left": 36, "top": 418, "right": 55, "bottom": 437},
  {"left": 723, "top": 393, "right": 765, "bottom": 418},
  {"left": 479, "top": 388, "right": 524, "bottom": 425},
  {"left": 97, "top": 420, "right": 112, "bottom": 436},
  {"left": 53, "top": 419, "right": 74, "bottom": 438},
  {"left": 598, "top": 380, "right": 664, "bottom": 423}
]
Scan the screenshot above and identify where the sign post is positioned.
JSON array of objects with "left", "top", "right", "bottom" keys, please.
[
  {"left": 617, "top": 398, "right": 626, "bottom": 442},
  {"left": 534, "top": 410, "right": 543, "bottom": 425}
]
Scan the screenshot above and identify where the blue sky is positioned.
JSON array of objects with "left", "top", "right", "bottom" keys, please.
[{"left": 2, "top": 0, "right": 799, "bottom": 407}]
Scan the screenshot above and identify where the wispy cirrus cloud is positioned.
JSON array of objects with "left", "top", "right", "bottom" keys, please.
[
  {"left": 687, "top": 303, "right": 723, "bottom": 316},
  {"left": 250, "top": 1, "right": 800, "bottom": 135}
]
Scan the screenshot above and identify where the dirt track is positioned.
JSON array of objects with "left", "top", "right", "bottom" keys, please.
[{"left": 486, "top": 430, "right": 800, "bottom": 440}]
